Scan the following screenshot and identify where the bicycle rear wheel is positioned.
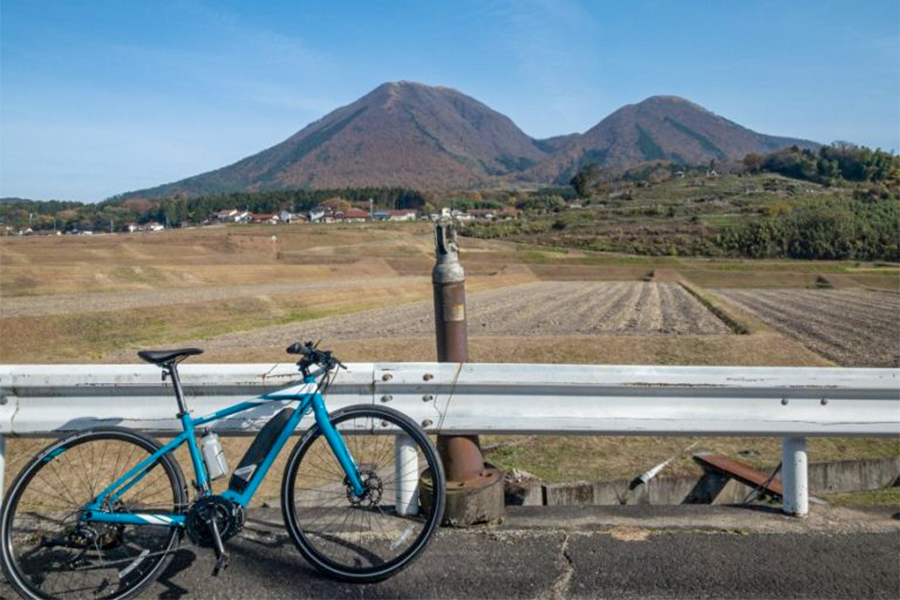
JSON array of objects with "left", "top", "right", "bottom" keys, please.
[
  {"left": 281, "top": 405, "right": 445, "bottom": 582},
  {"left": 1, "top": 428, "right": 186, "bottom": 600}
]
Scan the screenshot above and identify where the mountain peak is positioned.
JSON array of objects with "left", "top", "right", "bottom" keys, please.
[
  {"left": 641, "top": 94, "right": 694, "bottom": 104},
  {"left": 113, "top": 86, "right": 819, "bottom": 199},
  {"left": 636, "top": 95, "right": 712, "bottom": 114},
  {"left": 372, "top": 80, "right": 457, "bottom": 95}
]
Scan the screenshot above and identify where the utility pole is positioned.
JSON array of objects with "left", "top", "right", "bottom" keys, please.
[{"left": 432, "top": 211, "right": 504, "bottom": 525}]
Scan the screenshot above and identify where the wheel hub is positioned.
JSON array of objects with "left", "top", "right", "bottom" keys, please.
[{"left": 346, "top": 470, "right": 383, "bottom": 507}]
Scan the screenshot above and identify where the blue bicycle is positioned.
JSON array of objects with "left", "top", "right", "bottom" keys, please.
[{"left": 1, "top": 343, "right": 446, "bottom": 599}]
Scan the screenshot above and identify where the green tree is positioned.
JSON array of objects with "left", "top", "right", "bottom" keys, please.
[{"left": 570, "top": 164, "right": 602, "bottom": 197}]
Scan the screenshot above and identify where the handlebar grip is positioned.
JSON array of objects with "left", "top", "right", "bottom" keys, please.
[{"left": 286, "top": 342, "right": 311, "bottom": 356}]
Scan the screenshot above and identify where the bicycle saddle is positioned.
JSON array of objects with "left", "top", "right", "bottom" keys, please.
[{"left": 137, "top": 348, "right": 204, "bottom": 366}]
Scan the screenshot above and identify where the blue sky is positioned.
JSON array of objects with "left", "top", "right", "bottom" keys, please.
[{"left": 2, "top": 0, "right": 898, "bottom": 201}]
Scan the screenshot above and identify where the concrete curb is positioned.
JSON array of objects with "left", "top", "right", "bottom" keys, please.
[{"left": 506, "top": 455, "right": 900, "bottom": 507}]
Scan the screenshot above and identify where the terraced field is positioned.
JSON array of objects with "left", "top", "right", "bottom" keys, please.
[{"left": 717, "top": 288, "right": 900, "bottom": 367}]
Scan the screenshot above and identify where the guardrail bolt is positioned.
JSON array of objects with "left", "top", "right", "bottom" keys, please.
[
  {"left": 381, "top": 373, "right": 393, "bottom": 382},
  {"left": 423, "top": 373, "right": 433, "bottom": 381},
  {"left": 781, "top": 398, "right": 789, "bottom": 405},
  {"left": 820, "top": 398, "right": 828, "bottom": 405},
  {"left": 0, "top": 397, "right": 7, "bottom": 405},
  {"left": 380, "top": 395, "right": 392, "bottom": 403},
  {"left": 432, "top": 213, "right": 504, "bottom": 526},
  {"left": 421, "top": 419, "right": 433, "bottom": 428},
  {"left": 423, "top": 394, "right": 433, "bottom": 402}
]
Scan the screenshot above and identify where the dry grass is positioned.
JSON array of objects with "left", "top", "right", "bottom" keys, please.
[
  {"left": 483, "top": 435, "right": 900, "bottom": 483},
  {"left": 1, "top": 223, "right": 897, "bottom": 495}
]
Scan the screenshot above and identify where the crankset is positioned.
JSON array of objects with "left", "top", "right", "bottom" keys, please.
[{"left": 185, "top": 495, "right": 244, "bottom": 576}]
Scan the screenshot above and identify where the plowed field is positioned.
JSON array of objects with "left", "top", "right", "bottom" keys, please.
[
  {"left": 717, "top": 288, "right": 900, "bottom": 367},
  {"left": 189, "top": 281, "right": 731, "bottom": 354}
]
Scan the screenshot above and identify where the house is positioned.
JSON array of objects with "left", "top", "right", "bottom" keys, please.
[
  {"left": 249, "top": 213, "right": 280, "bottom": 225},
  {"left": 309, "top": 207, "right": 332, "bottom": 223},
  {"left": 279, "top": 210, "right": 295, "bottom": 224},
  {"left": 450, "top": 209, "right": 473, "bottom": 222},
  {"left": 215, "top": 209, "right": 239, "bottom": 222},
  {"left": 340, "top": 208, "right": 370, "bottom": 223},
  {"left": 387, "top": 209, "right": 417, "bottom": 222},
  {"left": 126, "top": 223, "right": 139, "bottom": 233},
  {"left": 141, "top": 221, "right": 165, "bottom": 232},
  {"left": 467, "top": 209, "right": 497, "bottom": 220}
]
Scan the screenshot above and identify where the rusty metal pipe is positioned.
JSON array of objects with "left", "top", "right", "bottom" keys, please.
[
  {"left": 432, "top": 214, "right": 504, "bottom": 525},
  {"left": 432, "top": 215, "right": 484, "bottom": 482}
]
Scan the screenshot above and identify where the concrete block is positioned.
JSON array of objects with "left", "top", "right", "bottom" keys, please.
[
  {"left": 648, "top": 474, "right": 699, "bottom": 504},
  {"left": 592, "top": 480, "right": 629, "bottom": 505},
  {"left": 808, "top": 456, "right": 900, "bottom": 493},
  {"left": 543, "top": 481, "right": 594, "bottom": 506},
  {"left": 505, "top": 483, "right": 544, "bottom": 506}
]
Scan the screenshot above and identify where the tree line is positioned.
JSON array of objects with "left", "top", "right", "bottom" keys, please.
[
  {"left": 716, "top": 197, "right": 898, "bottom": 261},
  {"left": 743, "top": 142, "right": 899, "bottom": 187},
  {"left": 1, "top": 187, "right": 430, "bottom": 232}
]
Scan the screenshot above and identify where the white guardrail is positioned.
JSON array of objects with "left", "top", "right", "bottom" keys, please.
[{"left": 1, "top": 363, "right": 898, "bottom": 517}]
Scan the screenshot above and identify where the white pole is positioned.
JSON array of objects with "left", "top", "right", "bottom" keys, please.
[
  {"left": 394, "top": 435, "right": 419, "bottom": 516},
  {"left": 0, "top": 434, "right": 6, "bottom": 510},
  {"left": 782, "top": 436, "right": 808, "bottom": 517}
]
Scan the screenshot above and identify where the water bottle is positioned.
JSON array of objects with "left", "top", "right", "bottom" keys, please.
[{"left": 200, "top": 431, "right": 229, "bottom": 480}]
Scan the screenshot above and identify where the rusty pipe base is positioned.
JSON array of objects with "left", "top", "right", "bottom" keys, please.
[
  {"left": 435, "top": 435, "right": 504, "bottom": 526},
  {"left": 421, "top": 464, "right": 505, "bottom": 527}
]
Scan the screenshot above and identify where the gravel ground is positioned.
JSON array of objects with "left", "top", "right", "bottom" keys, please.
[
  {"left": 717, "top": 288, "right": 900, "bottom": 367},
  {"left": 0, "top": 277, "right": 422, "bottom": 317},
  {"left": 170, "top": 281, "right": 730, "bottom": 354}
]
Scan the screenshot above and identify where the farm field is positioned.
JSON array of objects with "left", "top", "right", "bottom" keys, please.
[
  {"left": 1, "top": 223, "right": 898, "bottom": 490},
  {"left": 717, "top": 288, "right": 900, "bottom": 368},
  {"left": 170, "top": 281, "right": 731, "bottom": 352}
]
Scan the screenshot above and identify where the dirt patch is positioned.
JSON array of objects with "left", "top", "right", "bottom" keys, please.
[
  {"left": 608, "top": 527, "right": 652, "bottom": 541},
  {"left": 717, "top": 288, "right": 900, "bottom": 367}
]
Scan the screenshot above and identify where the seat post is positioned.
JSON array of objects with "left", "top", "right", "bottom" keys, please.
[{"left": 167, "top": 364, "right": 189, "bottom": 416}]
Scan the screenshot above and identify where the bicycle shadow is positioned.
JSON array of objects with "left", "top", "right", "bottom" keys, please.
[{"left": 155, "top": 549, "right": 196, "bottom": 600}]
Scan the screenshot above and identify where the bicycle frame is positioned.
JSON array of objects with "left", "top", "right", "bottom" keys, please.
[{"left": 81, "top": 371, "right": 366, "bottom": 528}]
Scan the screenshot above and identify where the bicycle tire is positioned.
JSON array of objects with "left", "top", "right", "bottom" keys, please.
[
  {"left": 281, "top": 405, "right": 446, "bottom": 582},
  {"left": 1, "top": 427, "right": 187, "bottom": 600}
]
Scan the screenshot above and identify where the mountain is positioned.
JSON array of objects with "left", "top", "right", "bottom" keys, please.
[
  {"left": 118, "top": 82, "right": 548, "bottom": 198},
  {"left": 116, "top": 85, "right": 820, "bottom": 199},
  {"left": 528, "top": 95, "right": 819, "bottom": 183}
]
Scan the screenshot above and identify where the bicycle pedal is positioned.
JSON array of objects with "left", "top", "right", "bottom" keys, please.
[{"left": 212, "top": 553, "right": 229, "bottom": 577}]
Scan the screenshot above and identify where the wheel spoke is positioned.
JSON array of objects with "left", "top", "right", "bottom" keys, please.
[
  {"left": 285, "top": 407, "right": 445, "bottom": 580},
  {"left": 2, "top": 431, "right": 184, "bottom": 600}
]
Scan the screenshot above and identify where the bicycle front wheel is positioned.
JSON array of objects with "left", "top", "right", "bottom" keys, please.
[
  {"left": 1, "top": 428, "right": 186, "bottom": 600},
  {"left": 281, "top": 405, "right": 446, "bottom": 582}
]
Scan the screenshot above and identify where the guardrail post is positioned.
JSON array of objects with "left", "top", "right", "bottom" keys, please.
[
  {"left": 394, "top": 434, "right": 418, "bottom": 516},
  {"left": 0, "top": 434, "right": 6, "bottom": 502},
  {"left": 432, "top": 214, "right": 503, "bottom": 525},
  {"left": 782, "top": 436, "right": 808, "bottom": 517}
]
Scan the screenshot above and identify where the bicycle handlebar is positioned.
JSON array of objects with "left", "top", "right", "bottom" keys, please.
[{"left": 286, "top": 341, "right": 345, "bottom": 373}]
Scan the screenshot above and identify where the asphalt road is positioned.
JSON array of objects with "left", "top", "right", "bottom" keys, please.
[{"left": 2, "top": 505, "right": 898, "bottom": 599}]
